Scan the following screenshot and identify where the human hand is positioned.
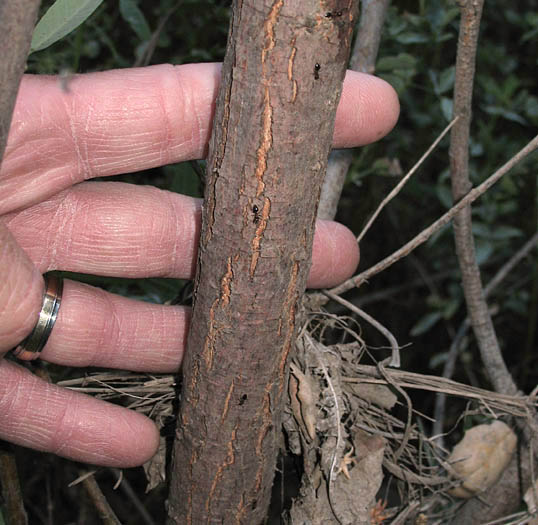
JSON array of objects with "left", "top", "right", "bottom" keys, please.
[{"left": 0, "top": 63, "right": 398, "bottom": 467}]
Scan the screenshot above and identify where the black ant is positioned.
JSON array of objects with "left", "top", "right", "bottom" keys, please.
[
  {"left": 252, "top": 205, "right": 261, "bottom": 224},
  {"left": 314, "top": 63, "right": 321, "bottom": 80},
  {"left": 239, "top": 394, "right": 247, "bottom": 406},
  {"left": 325, "top": 10, "right": 343, "bottom": 18}
]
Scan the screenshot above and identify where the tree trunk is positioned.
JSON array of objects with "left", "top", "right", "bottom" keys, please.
[{"left": 166, "top": 1, "right": 358, "bottom": 523}]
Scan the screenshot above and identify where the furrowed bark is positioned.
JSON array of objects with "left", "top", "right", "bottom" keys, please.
[{"left": 166, "top": 1, "right": 358, "bottom": 523}]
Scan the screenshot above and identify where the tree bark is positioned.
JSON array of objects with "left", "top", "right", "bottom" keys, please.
[
  {"left": 166, "top": 1, "right": 358, "bottom": 523},
  {"left": 0, "top": 0, "right": 41, "bottom": 166}
]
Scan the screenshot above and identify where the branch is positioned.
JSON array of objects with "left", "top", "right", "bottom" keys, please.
[
  {"left": 0, "top": 0, "right": 42, "bottom": 166},
  {"left": 317, "top": 0, "right": 390, "bottom": 220},
  {"left": 323, "top": 290, "right": 401, "bottom": 367},
  {"left": 80, "top": 471, "right": 122, "bottom": 525},
  {"left": 325, "top": 132, "right": 538, "bottom": 297},
  {"left": 0, "top": 446, "right": 27, "bottom": 525},
  {"left": 449, "top": 0, "right": 518, "bottom": 397},
  {"left": 357, "top": 116, "right": 458, "bottom": 244},
  {"left": 166, "top": 2, "right": 359, "bottom": 522}
]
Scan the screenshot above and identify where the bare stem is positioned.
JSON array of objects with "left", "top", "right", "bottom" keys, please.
[
  {"left": 326, "top": 133, "right": 538, "bottom": 297},
  {"left": 0, "top": 447, "right": 27, "bottom": 525},
  {"left": 357, "top": 117, "right": 459, "bottom": 244},
  {"left": 323, "top": 290, "right": 401, "bottom": 367},
  {"left": 317, "top": 0, "right": 390, "bottom": 220},
  {"left": 449, "top": 0, "right": 518, "bottom": 397},
  {"left": 434, "top": 232, "right": 538, "bottom": 439},
  {"left": 80, "top": 471, "right": 122, "bottom": 525}
]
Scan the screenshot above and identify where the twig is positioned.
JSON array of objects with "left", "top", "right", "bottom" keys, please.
[
  {"left": 434, "top": 232, "right": 538, "bottom": 438},
  {"left": 111, "top": 469, "right": 156, "bottom": 525},
  {"left": 0, "top": 447, "right": 28, "bottom": 525},
  {"left": 326, "top": 132, "right": 538, "bottom": 297},
  {"left": 317, "top": 0, "right": 390, "bottom": 220},
  {"left": 133, "top": 1, "right": 182, "bottom": 67},
  {"left": 449, "top": 0, "right": 518, "bottom": 400},
  {"left": 345, "top": 365, "right": 536, "bottom": 417},
  {"left": 357, "top": 117, "right": 459, "bottom": 243},
  {"left": 484, "top": 231, "right": 538, "bottom": 298},
  {"left": 80, "top": 471, "right": 122, "bottom": 525},
  {"left": 377, "top": 359, "right": 413, "bottom": 461},
  {"left": 323, "top": 290, "right": 401, "bottom": 367}
]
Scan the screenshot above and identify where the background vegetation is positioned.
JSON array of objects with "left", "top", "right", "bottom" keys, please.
[{"left": 4, "top": 0, "right": 537, "bottom": 523}]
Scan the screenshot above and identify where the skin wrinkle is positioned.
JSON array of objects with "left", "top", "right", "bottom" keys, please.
[
  {"left": 94, "top": 287, "right": 123, "bottom": 367},
  {"left": 47, "top": 187, "right": 77, "bottom": 269},
  {"left": 66, "top": 92, "right": 90, "bottom": 181},
  {"left": 48, "top": 387, "right": 77, "bottom": 457}
]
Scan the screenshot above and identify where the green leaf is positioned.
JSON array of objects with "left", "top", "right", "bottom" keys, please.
[
  {"left": 483, "top": 105, "right": 527, "bottom": 125},
  {"left": 440, "top": 96, "right": 453, "bottom": 122},
  {"left": 410, "top": 311, "right": 442, "bottom": 337},
  {"left": 438, "top": 66, "right": 455, "bottom": 94},
  {"left": 395, "top": 32, "right": 429, "bottom": 45},
  {"left": 377, "top": 53, "right": 417, "bottom": 71},
  {"left": 119, "top": 0, "right": 151, "bottom": 41},
  {"left": 30, "top": 0, "right": 104, "bottom": 53}
]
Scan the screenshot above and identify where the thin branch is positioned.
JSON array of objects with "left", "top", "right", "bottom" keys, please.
[
  {"left": 0, "top": 447, "right": 27, "bottom": 525},
  {"left": 323, "top": 290, "right": 401, "bottom": 367},
  {"left": 484, "top": 231, "right": 538, "bottom": 298},
  {"left": 317, "top": 0, "right": 390, "bottom": 220},
  {"left": 434, "top": 232, "right": 538, "bottom": 438},
  {"left": 133, "top": 1, "right": 182, "bottom": 67},
  {"left": 111, "top": 469, "right": 156, "bottom": 525},
  {"left": 377, "top": 359, "right": 413, "bottom": 461},
  {"left": 80, "top": 471, "right": 122, "bottom": 525},
  {"left": 357, "top": 117, "right": 459, "bottom": 243},
  {"left": 449, "top": 0, "right": 518, "bottom": 397},
  {"left": 326, "top": 133, "right": 538, "bottom": 297}
]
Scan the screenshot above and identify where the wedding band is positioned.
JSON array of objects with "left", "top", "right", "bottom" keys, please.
[{"left": 12, "top": 273, "right": 63, "bottom": 361}]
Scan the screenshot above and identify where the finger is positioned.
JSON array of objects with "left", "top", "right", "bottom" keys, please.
[
  {"left": 0, "top": 223, "right": 44, "bottom": 352},
  {"left": 0, "top": 64, "right": 398, "bottom": 214},
  {"left": 0, "top": 360, "right": 159, "bottom": 467},
  {"left": 41, "top": 279, "right": 190, "bottom": 372},
  {"left": 5, "top": 181, "right": 358, "bottom": 287},
  {"left": 309, "top": 220, "right": 360, "bottom": 288}
]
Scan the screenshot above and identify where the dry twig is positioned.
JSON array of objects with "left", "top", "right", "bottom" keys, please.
[
  {"left": 80, "top": 471, "right": 121, "bottom": 525},
  {"left": 357, "top": 117, "right": 459, "bottom": 244},
  {"left": 0, "top": 448, "right": 27, "bottom": 525},
  {"left": 326, "top": 132, "right": 538, "bottom": 297}
]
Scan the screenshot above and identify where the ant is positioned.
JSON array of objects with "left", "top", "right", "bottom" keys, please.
[
  {"left": 252, "top": 205, "right": 261, "bottom": 224},
  {"left": 325, "top": 10, "right": 343, "bottom": 18},
  {"left": 314, "top": 63, "right": 321, "bottom": 80},
  {"left": 239, "top": 394, "right": 248, "bottom": 406}
]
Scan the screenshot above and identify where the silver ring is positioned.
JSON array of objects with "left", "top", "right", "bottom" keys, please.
[{"left": 12, "top": 273, "right": 63, "bottom": 361}]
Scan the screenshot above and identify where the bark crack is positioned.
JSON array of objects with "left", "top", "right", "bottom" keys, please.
[
  {"left": 288, "top": 41, "right": 298, "bottom": 103},
  {"left": 206, "top": 426, "right": 238, "bottom": 519},
  {"left": 249, "top": 197, "right": 271, "bottom": 277}
]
